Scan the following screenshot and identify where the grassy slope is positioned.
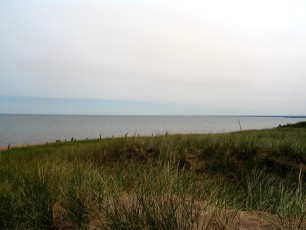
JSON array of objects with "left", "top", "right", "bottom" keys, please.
[{"left": 0, "top": 123, "right": 305, "bottom": 229}]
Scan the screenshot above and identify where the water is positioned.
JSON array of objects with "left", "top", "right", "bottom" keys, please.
[{"left": 0, "top": 114, "right": 305, "bottom": 146}]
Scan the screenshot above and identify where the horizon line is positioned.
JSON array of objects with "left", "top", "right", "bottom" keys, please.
[{"left": 0, "top": 113, "right": 305, "bottom": 118}]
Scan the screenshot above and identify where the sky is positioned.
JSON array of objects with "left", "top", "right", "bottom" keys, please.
[{"left": 0, "top": 0, "right": 306, "bottom": 115}]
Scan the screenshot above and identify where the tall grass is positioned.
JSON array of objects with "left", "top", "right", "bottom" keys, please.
[{"left": 0, "top": 126, "right": 305, "bottom": 229}]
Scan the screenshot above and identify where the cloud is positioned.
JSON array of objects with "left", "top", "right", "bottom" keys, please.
[{"left": 1, "top": 0, "right": 306, "bottom": 114}]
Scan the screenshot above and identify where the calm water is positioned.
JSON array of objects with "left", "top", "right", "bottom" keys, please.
[{"left": 0, "top": 114, "right": 305, "bottom": 146}]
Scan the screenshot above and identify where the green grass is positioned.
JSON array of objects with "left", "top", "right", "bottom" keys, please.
[{"left": 0, "top": 124, "right": 305, "bottom": 229}]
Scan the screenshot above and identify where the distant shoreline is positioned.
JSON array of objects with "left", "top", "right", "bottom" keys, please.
[
  {"left": 0, "top": 144, "right": 30, "bottom": 151},
  {"left": 0, "top": 143, "right": 43, "bottom": 151},
  {"left": 0, "top": 114, "right": 306, "bottom": 118},
  {"left": 1, "top": 115, "right": 306, "bottom": 148}
]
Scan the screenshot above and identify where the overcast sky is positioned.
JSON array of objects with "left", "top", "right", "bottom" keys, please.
[{"left": 1, "top": 0, "right": 306, "bottom": 115}]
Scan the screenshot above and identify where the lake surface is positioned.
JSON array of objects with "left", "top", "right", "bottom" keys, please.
[{"left": 0, "top": 114, "right": 305, "bottom": 146}]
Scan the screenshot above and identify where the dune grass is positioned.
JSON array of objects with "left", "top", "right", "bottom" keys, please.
[{"left": 0, "top": 123, "right": 305, "bottom": 229}]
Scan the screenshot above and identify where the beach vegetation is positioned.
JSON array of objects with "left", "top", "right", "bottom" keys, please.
[{"left": 0, "top": 125, "right": 305, "bottom": 229}]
